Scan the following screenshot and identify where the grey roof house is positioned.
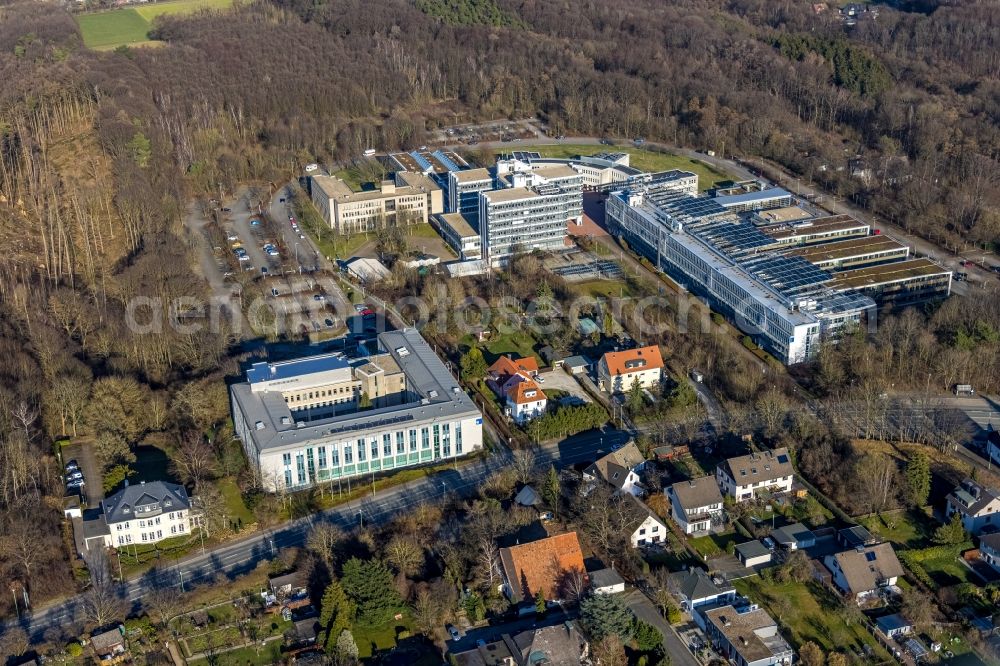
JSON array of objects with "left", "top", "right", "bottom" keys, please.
[
  {"left": 668, "top": 476, "right": 725, "bottom": 535},
  {"left": 770, "top": 523, "right": 817, "bottom": 551}
]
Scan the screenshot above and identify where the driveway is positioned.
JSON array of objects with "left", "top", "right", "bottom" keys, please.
[
  {"left": 62, "top": 440, "right": 104, "bottom": 507},
  {"left": 623, "top": 589, "right": 700, "bottom": 666},
  {"left": 538, "top": 368, "right": 591, "bottom": 405}
]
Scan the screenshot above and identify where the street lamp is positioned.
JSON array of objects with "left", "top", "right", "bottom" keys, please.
[
  {"left": 295, "top": 242, "right": 301, "bottom": 274},
  {"left": 357, "top": 511, "right": 364, "bottom": 528}
]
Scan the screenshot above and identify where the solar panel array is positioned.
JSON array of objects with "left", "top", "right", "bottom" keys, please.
[
  {"left": 690, "top": 220, "right": 774, "bottom": 255},
  {"left": 743, "top": 255, "right": 831, "bottom": 296}
]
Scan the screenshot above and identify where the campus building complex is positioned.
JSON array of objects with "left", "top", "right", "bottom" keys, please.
[
  {"left": 310, "top": 172, "right": 443, "bottom": 235},
  {"left": 230, "top": 329, "right": 484, "bottom": 492},
  {"left": 478, "top": 163, "right": 584, "bottom": 266},
  {"left": 606, "top": 178, "right": 877, "bottom": 364}
]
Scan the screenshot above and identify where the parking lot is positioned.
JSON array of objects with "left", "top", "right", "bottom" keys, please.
[
  {"left": 261, "top": 273, "right": 341, "bottom": 338},
  {"left": 61, "top": 440, "right": 103, "bottom": 507}
]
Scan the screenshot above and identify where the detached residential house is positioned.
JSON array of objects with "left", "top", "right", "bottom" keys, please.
[
  {"left": 506, "top": 380, "right": 547, "bottom": 424},
  {"left": 90, "top": 626, "right": 127, "bottom": 664},
  {"left": 824, "top": 543, "right": 904, "bottom": 602},
  {"left": 590, "top": 568, "right": 626, "bottom": 595},
  {"left": 978, "top": 533, "right": 1000, "bottom": 574},
  {"left": 703, "top": 605, "right": 794, "bottom": 666},
  {"left": 946, "top": 479, "right": 1000, "bottom": 536},
  {"left": 87, "top": 480, "right": 197, "bottom": 549},
  {"left": 583, "top": 441, "right": 646, "bottom": 496},
  {"left": 668, "top": 476, "right": 725, "bottom": 534},
  {"left": 487, "top": 355, "right": 547, "bottom": 424},
  {"left": 669, "top": 567, "right": 736, "bottom": 625},
  {"left": 499, "top": 532, "right": 586, "bottom": 603},
  {"left": 597, "top": 345, "right": 663, "bottom": 394},
  {"left": 451, "top": 621, "right": 589, "bottom": 666},
  {"left": 624, "top": 494, "right": 669, "bottom": 547},
  {"left": 716, "top": 448, "right": 794, "bottom": 502}
]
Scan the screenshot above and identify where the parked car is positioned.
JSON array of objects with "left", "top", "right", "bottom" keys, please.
[
  {"left": 227, "top": 234, "right": 239, "bottom": 241},
  {"left": 67, "top": 471, "right": 84, "bottom": 481},
  {"left": 221, "top": 207, "right": 232, "bottom": 212},
  {"left": 66, "top": 479, "right": 85, "bottom": 489},
  {"left": 353, "top": 304, "right": 367, "bottom": 313},
  {"left": 271, "top": 288, "right": 279, "bottom": 296},
  {"left": 250, "top": 219, "right": 261, "bottom": 226},
  {"left": 65, "top": 459, "right": 79, "bottom": 470},
  {"left": 690, "top": 369, "right": 704, "bottom": 382},
  {"left": 313, "top": 294, "right": 325, "bottom": 302},
  {"left": 447, "top": 626, "right": 460, "bottom": 641}
]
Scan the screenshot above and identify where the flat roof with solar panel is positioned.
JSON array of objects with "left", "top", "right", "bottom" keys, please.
[{"left": 742, "top": 255, "right": 832, "bottom": 297}]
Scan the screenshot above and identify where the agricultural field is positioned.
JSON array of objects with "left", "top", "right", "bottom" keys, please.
[{"left": 76, "top": 0, "right": 233, "bottom": 49}]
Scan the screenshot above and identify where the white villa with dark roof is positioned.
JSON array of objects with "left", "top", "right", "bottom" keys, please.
[
  {"left": 82, "top": 480, "right": 198, "bottom": 549},
  {"left": 716, "top": 448, "right": 794, "bottom": 502}
]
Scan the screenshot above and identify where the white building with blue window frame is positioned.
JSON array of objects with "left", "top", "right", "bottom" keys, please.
[{"left": 230, "top": 329, "right": 484, "bottom": 492}]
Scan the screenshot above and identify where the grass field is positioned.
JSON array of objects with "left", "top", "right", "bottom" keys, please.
[
  {"left": 77, "top": 0, "right": 233, "bottom": 49},
  {"left": 735, "top": 578, "right": 891, "bottom": 660},
  {"left": 530, "top": 144, "right": 732, "bottom": 191}
]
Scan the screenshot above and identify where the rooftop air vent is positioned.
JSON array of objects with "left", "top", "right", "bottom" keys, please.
[
  {"left": 396, "top": 346, "right": 410, "bottom": 357},
  {"left": 280, "top": 416, "right": 291, "bottom": 426},
  {"left": 255, "top": 421, "right": 266, "bottom": 431}
]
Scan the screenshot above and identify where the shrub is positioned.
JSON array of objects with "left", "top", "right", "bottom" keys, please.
[{"left": 66, "top": 642, "right": 83, "bottom": 657}]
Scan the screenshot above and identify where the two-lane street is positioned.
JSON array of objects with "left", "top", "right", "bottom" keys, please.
[{"left": 7, "top": 428, "right": 630, "bottom": 640}]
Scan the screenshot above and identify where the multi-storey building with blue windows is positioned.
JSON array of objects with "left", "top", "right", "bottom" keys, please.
[
  {"left": 606, "top": 177, "right": 877, "bottom": 365},
  {"left": 230, "top": 329, "right": 483, "bottom": 492}
]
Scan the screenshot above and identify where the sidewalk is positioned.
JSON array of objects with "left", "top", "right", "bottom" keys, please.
[{"left": 623, "top": 589, "right": 700, "bottom": 666}]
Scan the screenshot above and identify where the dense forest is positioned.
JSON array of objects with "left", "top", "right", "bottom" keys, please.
[{"left": 1, "top": 0, "right": 999, "bottom": 642}]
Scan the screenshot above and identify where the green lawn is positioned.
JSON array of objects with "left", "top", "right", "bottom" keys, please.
[
  {"left": 187, "top": 641, "right": 284, "bottom": 666},
  {"left": 77, "top": 9, "right": 150, "bottom": 48},
  {"left": 735, "top": 578, "right": 891, "bottom": 659},
  {"left": 215, "top": 477, "right": 255, "bottom": 527},
  {"left": 530, "top": 144, "right": 731, "bottom": 191},
  {"left": 573, "top": 278, "right": 637, "bottom": 300},
  {"left": 471, "top": 331, "right": 541, "bottom": 364},
  {"left": 859, "top": 508, "right": 936, "bottom": 549},
  {"left": 689, "top": 531, "right": 739, "bottom": 559},
  {"left": 77, "top": 0, "right": 233, "bottom": 48}
]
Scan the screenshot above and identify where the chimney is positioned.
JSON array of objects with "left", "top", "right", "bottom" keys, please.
[{"left": 124, "top": 479, "right": 129, "bottom": 488}]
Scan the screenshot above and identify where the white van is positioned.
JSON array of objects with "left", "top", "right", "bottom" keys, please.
[
  {"left": 304, "top": 163, "right": 319, "bottom": 172},
  {"left": 363, "top": 148, "right": 376, "bottom": 157}
]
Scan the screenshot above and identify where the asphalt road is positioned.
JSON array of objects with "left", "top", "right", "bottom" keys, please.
[{"left": 7, "top": 428, "right": 630, "bottom": 641}]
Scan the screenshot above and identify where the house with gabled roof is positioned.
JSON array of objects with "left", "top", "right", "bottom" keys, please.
[
  {"left": 668, "top": 475, "right": 725, "bottom": 534},
  {"left": 623, "top": 494, "right": 669, "bottom": 547},
  {"left": 716, "top": 448, "right": 794, "bottom": 502},
  {"left": 597, "top": 345, "right": 663, "bottom": 394},
  {"left": 946, "top": 479, "right": 1000, "bottom": 536},
  {"left": 823, "top": 542, "right": 904, "bottom": 602},
  {"left": 487, "top": 355, "right": 540, "bottom": 396},
  {"left": 506, "top": 380, "right": 547, "bottom": 424},
  {"left": 583, "top": 441, "right": 646, "bottom": 496},
  {"left": 498, "top": 532, "right": 586, "bottom": 603},
  {"left": 486, "top": 355, "right": 547, "bottom": 423}
]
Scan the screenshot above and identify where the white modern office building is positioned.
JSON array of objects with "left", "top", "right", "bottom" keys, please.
[
  {"left": 498, "top": 151, "right": 699, "bottom": 194},
  {"left": 606, "top": 179, "right": 876, "bottom": 364},
  {"left": 447, "top": 168, "right": 494, "bottom": 225},
  {"left": 230, "top": 329, "right": 484, "bottom": 492},
  {"left": 478, "top": 164, "right": 584, "bottom": 266}
]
